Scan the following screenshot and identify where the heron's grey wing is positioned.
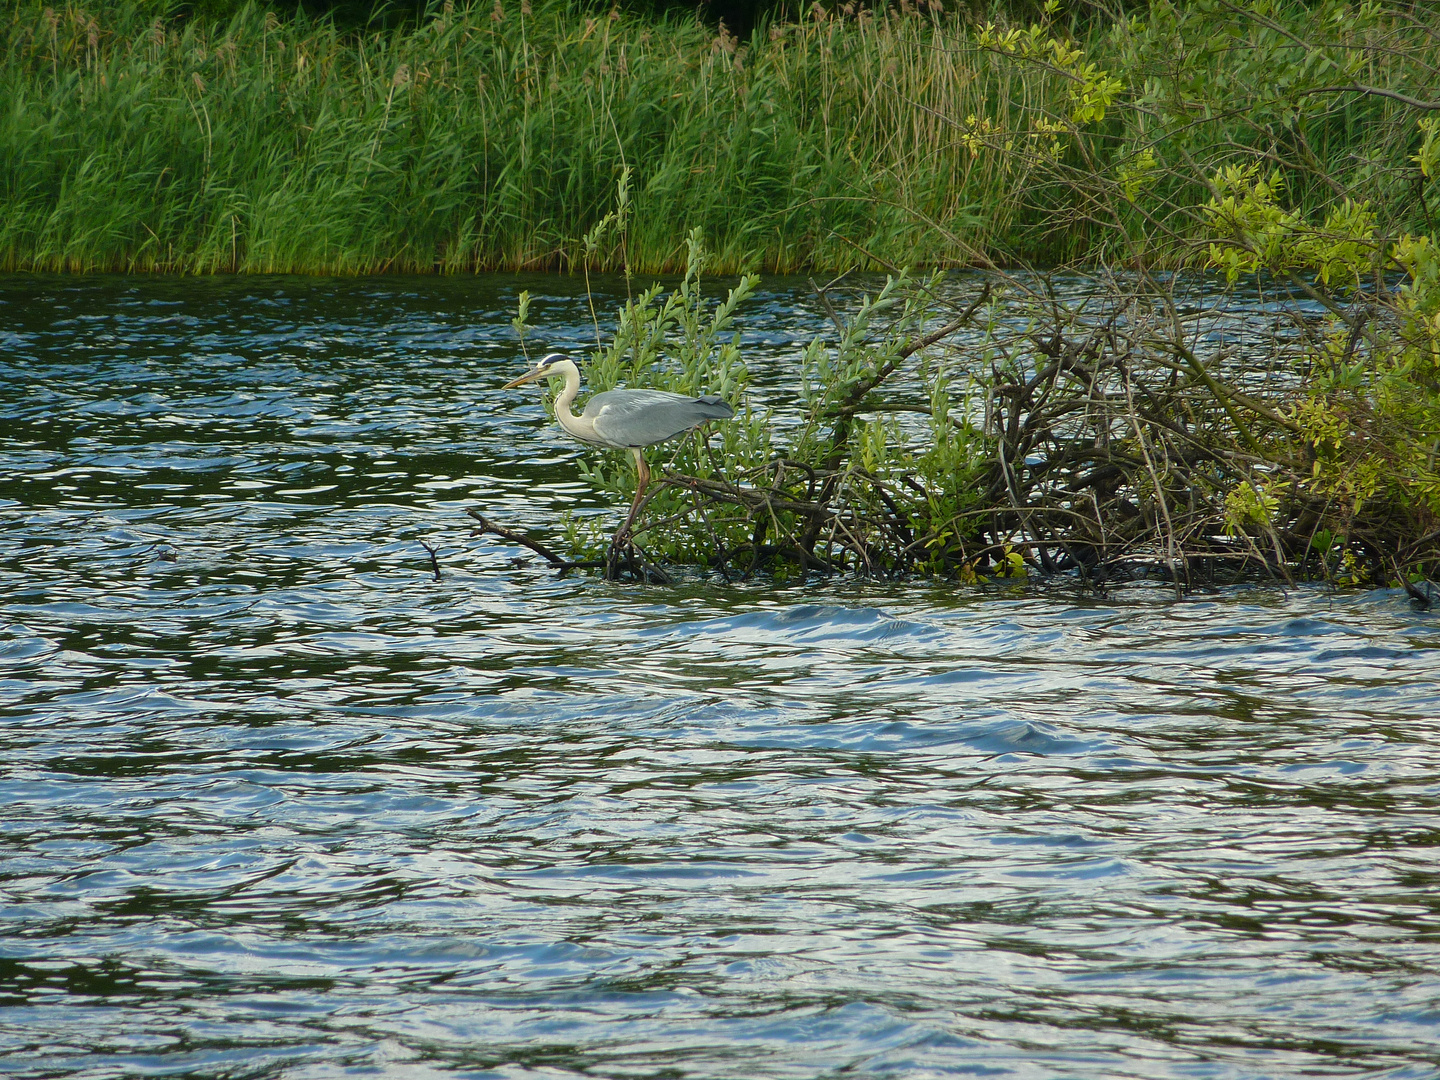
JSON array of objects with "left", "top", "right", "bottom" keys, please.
[{"left": 585, "top": 389, "right": 735, "bottom": 448}]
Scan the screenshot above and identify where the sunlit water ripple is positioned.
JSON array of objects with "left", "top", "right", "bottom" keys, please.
[{"left": 1, "top": 275, "right": 1437, "bottom": 1079}]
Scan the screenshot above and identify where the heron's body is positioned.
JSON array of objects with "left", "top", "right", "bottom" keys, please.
[
  {"left": 502, "top": 353, "right": 735, "bottom": 522},
  {"left": 556, "top": 385, "right": 735, "bottom": 450}
]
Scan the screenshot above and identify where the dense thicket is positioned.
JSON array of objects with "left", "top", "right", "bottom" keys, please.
[{"left": 134, "top": 0, "right": 1069, "bottom": 37}]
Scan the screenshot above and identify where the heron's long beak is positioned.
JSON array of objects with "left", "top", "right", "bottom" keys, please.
[{"left": 501, "top": 367, "right": 553, "bottom": 389}]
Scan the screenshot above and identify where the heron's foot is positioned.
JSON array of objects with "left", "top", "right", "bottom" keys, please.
[
  {"left": 605, "top": 512, "right": 633, "bottom": 577},
  {"left": 607, "top": 544, "right": 671, "bottom": 584},
  {"left": 605, "top": 495, "right": 642, "bottom": 576},
  {"left": 605, "top": 535, "right": 628, "bottom": 579},
  {"left": 604, "top": 525, "right": 671, "bottom": 584}
]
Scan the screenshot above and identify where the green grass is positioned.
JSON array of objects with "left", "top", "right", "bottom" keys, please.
[{"left": 1, "top": 0, "right": 1434, "bottom": 274}]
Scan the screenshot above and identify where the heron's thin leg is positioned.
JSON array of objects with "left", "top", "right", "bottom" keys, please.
[
  {"left": 609, "top": 448, "right": 649, "bottom": 577},
  {"left": 631, "top": 449, "right": 650, "bottom": 511},
  {"left": 619, "top": 448, "right": 648, "bottom": 536}
]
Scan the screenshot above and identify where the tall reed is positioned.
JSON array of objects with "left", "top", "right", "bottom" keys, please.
[{"left": 1, "top": 0, "right": 1434, "bottom": 274}]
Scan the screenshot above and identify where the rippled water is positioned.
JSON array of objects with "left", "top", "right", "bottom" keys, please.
[{"left": 2, "top": 275, "right": 1438, "bottom": 1079}]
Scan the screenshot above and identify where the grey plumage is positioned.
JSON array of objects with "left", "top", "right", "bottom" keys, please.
[{"left": 585, "top": 388, "right": 736, "bottom": 448}]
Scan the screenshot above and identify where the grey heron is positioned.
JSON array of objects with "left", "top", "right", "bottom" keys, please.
[{"left": 501, "top": 352, "right": 735, "bottom": 520}]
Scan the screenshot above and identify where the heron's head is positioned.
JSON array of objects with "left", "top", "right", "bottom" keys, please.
[{"left": 501, "top": 352, "right": 572, "bottom": 389}]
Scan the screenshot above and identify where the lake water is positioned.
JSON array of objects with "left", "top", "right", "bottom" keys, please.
[{"left": 2, "top": 274, "right": 1438, "bottom": 1079}]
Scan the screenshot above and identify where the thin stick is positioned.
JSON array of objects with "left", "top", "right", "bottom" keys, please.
[
  {"left": 467, "top": 509, "right": 605, "bottom": 571},
  {"left": 419, "top": 540, "right": 441, "bottom": 582}
]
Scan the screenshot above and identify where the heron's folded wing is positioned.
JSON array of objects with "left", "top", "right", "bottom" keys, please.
[{"left": 588, "top": 389, "right": 735, "bottom": 448}]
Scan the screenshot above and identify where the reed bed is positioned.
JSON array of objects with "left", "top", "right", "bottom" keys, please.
[
  {"left": 9, "top": 0, "right": 1430, "bottom": 275},
  {"left": 0, "top": 0, "right": 1009, "bottom": 273}
]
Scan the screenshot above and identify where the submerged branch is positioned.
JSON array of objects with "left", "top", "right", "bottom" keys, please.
[{"left": 467, "top": 509, "right": 605, "bottom": 571}]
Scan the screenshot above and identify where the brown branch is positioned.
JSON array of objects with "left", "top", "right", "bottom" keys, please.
[
  {"left": 418, "top": 540, "right": 441, "bottom": 581},
  {"left": 466, "top": 509, "right": 604, "bottom": 571},
  {"left": 839, "top": 282, "right": 995, "bottom": 418},
  {"left": 1293, "top": 85, "right": 1440, "bottom": 111}
]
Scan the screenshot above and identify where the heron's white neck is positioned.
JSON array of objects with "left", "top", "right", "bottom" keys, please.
[{"left": 549, "top": 358, "right": 588, "bottom": 440}]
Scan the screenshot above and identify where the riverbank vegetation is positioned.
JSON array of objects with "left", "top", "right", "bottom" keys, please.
[
  {"left": 3, "top": 0, "right": 1435, "bottom": 273},
  {"left": 4, "top": 0, "right": 1438, "bottom": 589}
]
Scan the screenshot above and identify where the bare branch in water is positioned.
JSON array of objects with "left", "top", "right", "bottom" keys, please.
[
  {"left": 467, "top": 509, "right": 606, "bottom": 572},
  {"left": 419, "top": 540, "right": 441, "bottom": 582}
]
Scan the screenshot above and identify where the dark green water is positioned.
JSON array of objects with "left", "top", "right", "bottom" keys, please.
[{"left": 2, "top": 275, "right": 1438, "bottom": 1079}]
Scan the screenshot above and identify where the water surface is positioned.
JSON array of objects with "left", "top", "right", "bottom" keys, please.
[{"left": 1, "top": 275, "right": 1438, "bottom": 1079}]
